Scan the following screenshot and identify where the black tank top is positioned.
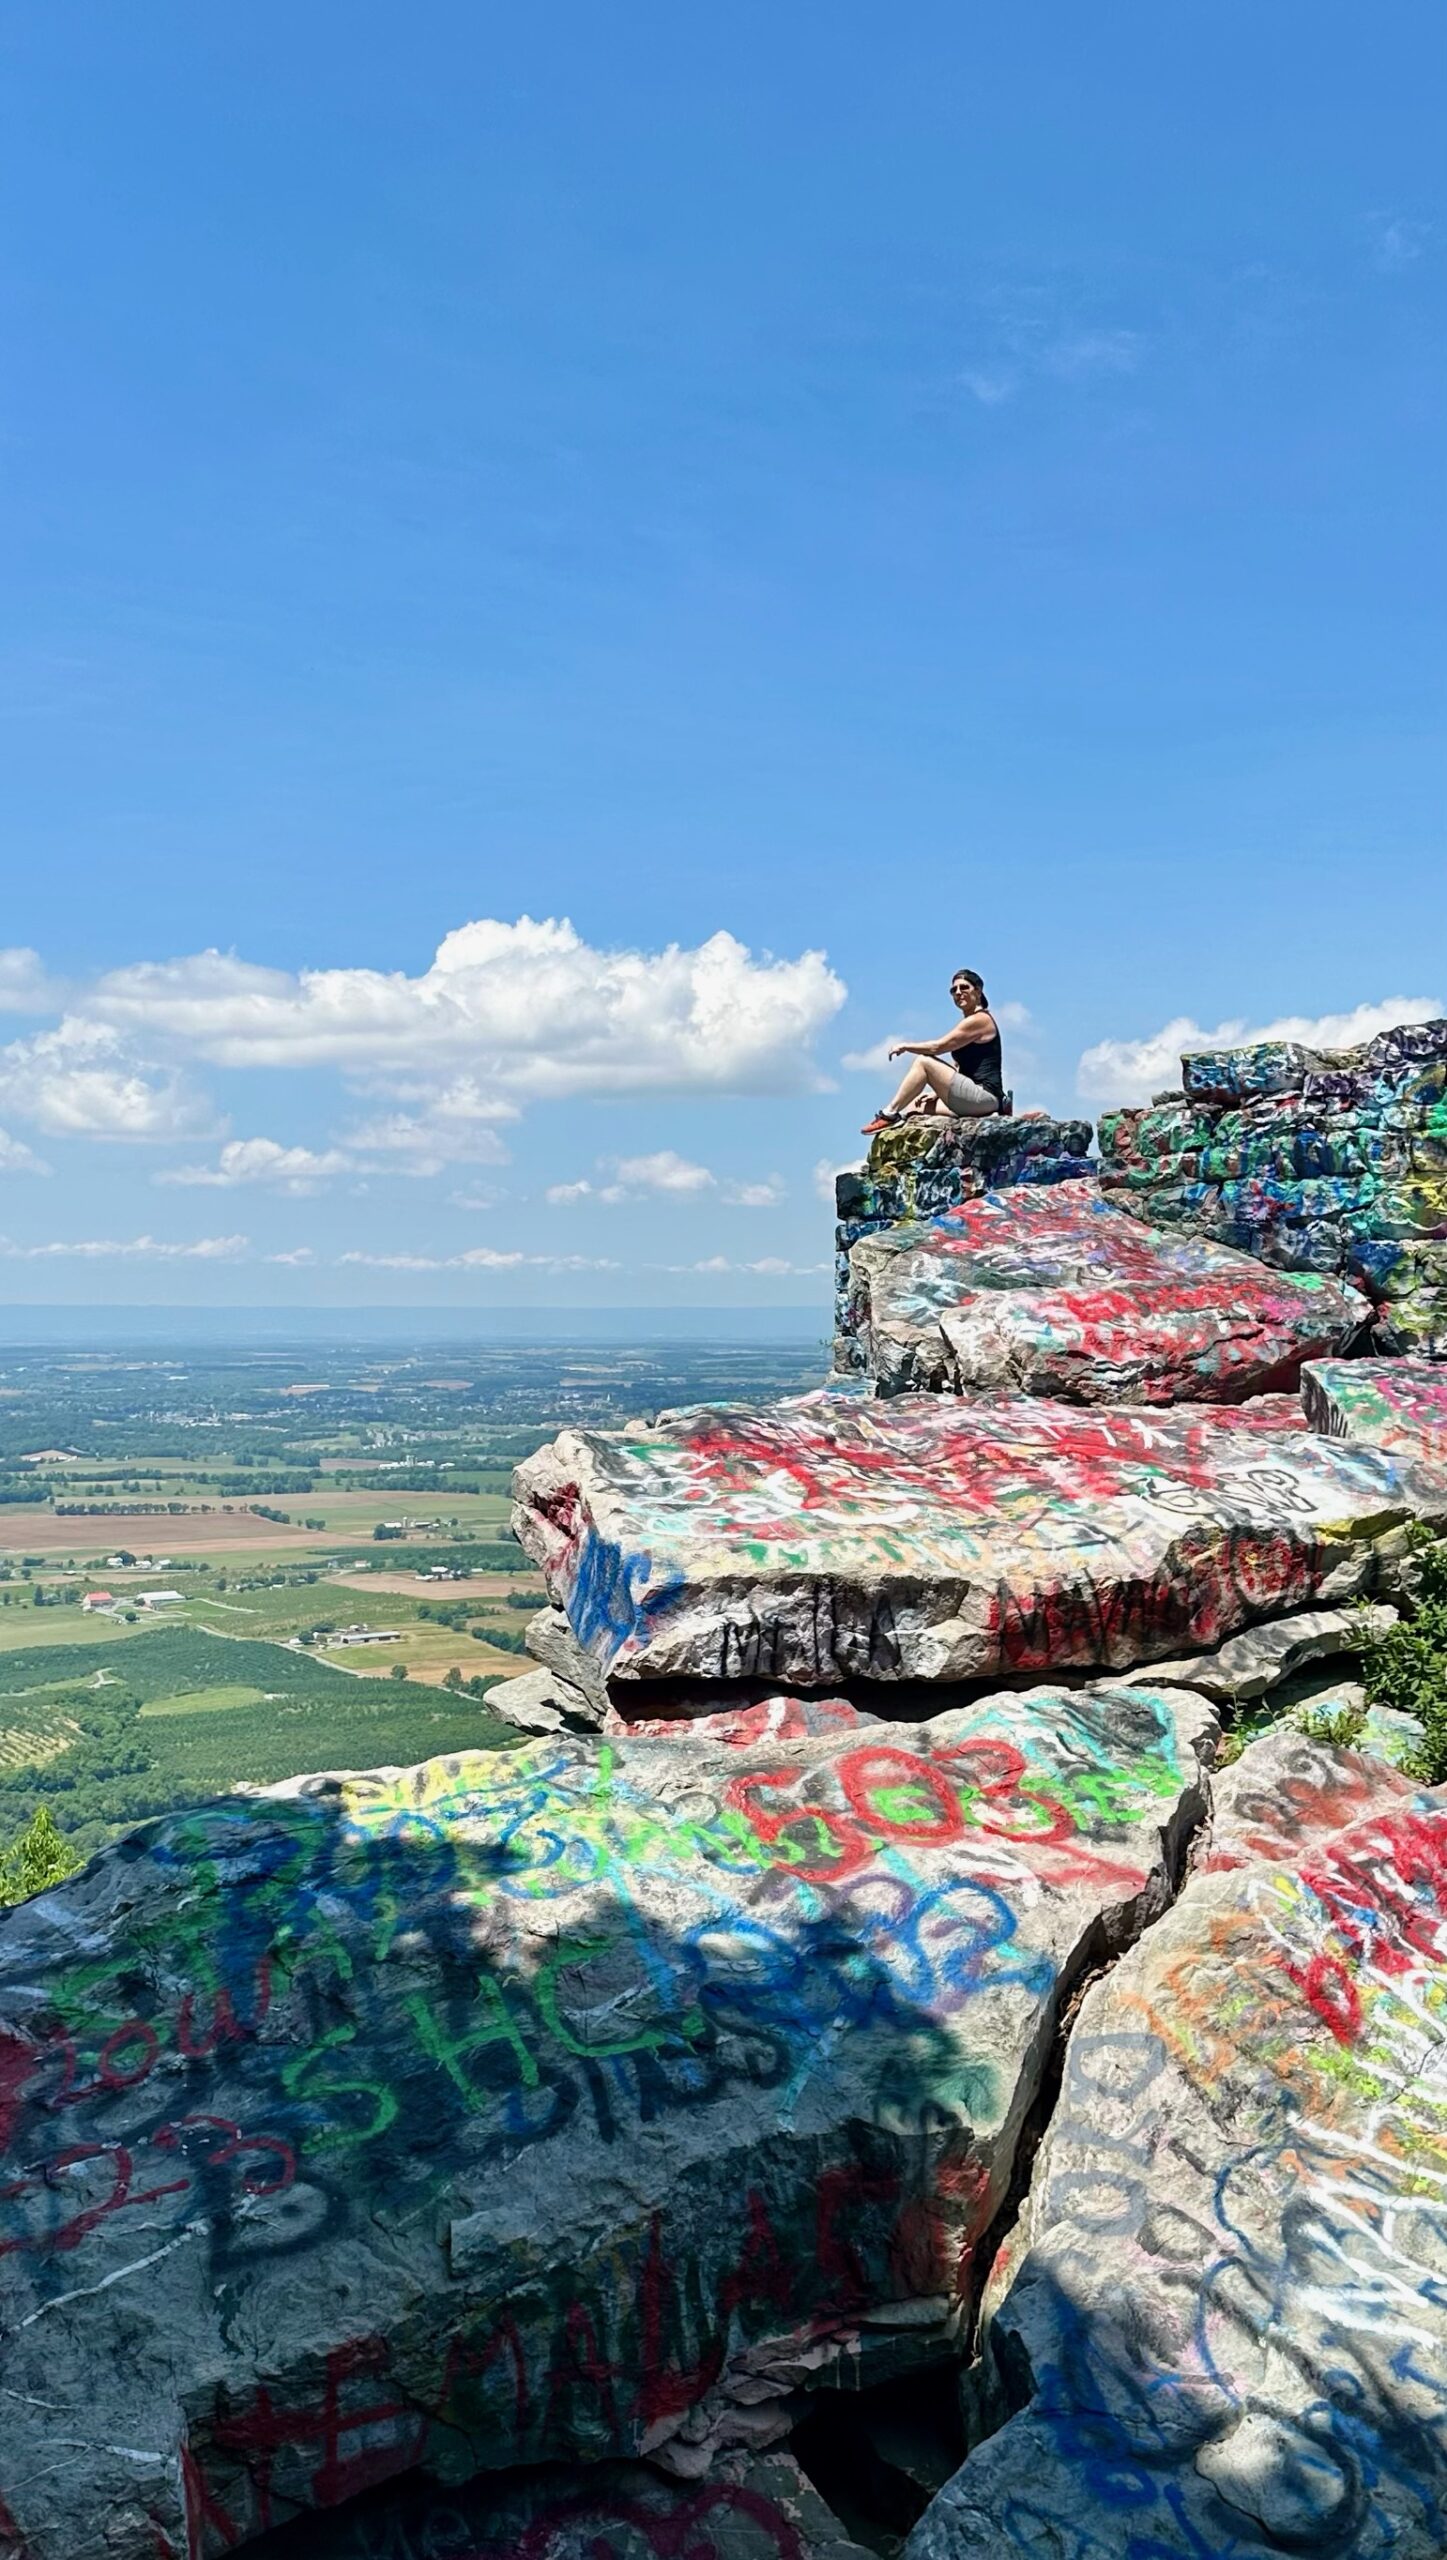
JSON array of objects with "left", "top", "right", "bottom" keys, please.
[{"left": 951, "top": 1020, "right": 1004, "bottom": 1103}]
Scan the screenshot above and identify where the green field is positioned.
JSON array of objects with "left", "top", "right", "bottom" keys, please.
[
  {"left": 0, "top": 1336, "right": 824, "bottom": 1881},
  {"left": 0, "top": 1626, "right": 516, "bottom": 1860}
]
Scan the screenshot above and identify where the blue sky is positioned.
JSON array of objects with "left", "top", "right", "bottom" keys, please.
[{"left": 0, "top": 2, "right": 1442, "bottom": 1308}]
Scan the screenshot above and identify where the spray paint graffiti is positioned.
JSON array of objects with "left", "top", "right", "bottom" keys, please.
[
  {"left": 1302, "top": 1356, "right": 1447, "bottom": 1466},
  {"left": 513, "top": 1391, "right": 1447, "bottom": 1688},
  {"left": 0, "top": 1683, "right": 1212, "bottom": 2560},
  {"left": 242, "top": 2447, "right": 856, "bottom": 2560},
  {"left": 1099, "top": 1020, "right": 1447, "bottom": 1351},
  {"left": 831, "top": 1118, "right": 1095, "bottom": 1370},
  {"left": 844, "top": 1182, "right": 1368, "bottom": 1402},
  {"left": 908, "top": 1735, "right": 1447, "bottom": 2560}
]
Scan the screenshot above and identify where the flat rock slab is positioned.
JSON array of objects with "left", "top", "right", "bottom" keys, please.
[
  {"left": 512, "top": 1392, "right": 1447, "bottom": 1690},
  {"left": 250, "top": 2447, "right": 875, "bottom": 2560},
  {"left": 1303, "top": 1356, "right": 1447, "bottom": 1465},
  {"left": 0, "top": 1683, "right": 1215, "bottom": 2560},
  {"left": 1130, "top": 1599, "right": 1396, "bottom": 1703},
  {"left": 852, "top": 1186, "right": 1368, "bottom": 1401},
  {"left": 908, "top": 1731, "right": 1447, "bottom": 2560}
]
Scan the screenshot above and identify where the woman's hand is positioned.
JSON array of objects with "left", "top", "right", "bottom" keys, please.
[{"left": 889, "top": 1042, "right": 916, "bottom": 1060}]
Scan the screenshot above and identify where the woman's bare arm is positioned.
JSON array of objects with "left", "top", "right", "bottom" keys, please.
[{"left": 890, "top": 1013, "right": 996, "bottom": 1061}]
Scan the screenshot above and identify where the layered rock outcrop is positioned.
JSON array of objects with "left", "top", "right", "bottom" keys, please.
[
  {"left": 1302, "top": 1355, "right": 1447, "bottom": 1464},
  {"left": 834, "top": 1115, "right": 1094, "bottom": 1371},
  {"left": 1098, "top": 1017, "right": 1447, "bottom": 1351},
  {"left": 513, "top": 1390, "right": 1446, "bottom": 1696},
  {"left": 844, "top": 1183, "right": 1368, "bottom": 1401},
  {"left": 908, "top": 1729, "right": 1447, "bottom": 2559},
  {"left": 0, "top": 1685, "right": 1214, "bottom": 2560}
]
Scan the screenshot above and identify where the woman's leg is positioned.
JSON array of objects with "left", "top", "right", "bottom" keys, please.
[{"left": 865, "top": 1055, "right": 957, "bottom": 1130}]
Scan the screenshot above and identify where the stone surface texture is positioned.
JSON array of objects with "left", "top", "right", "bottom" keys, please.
[
  {"left": 252, "top": 2447, "right": 875, "bottom": 2560},
  {"left": 1303, "top": 1356, "right": 1447, "bottom": 1465},
  {"left": 907, "top": 1730, "right": 1447, "bottom": 2560},
  {"left": 0, "top": 1684, "right": 1215, "bottom": 2560},
  {"left": 1126, "top": 1600, "right": 1395, "bottom": 1703},
  {"left": 833, "top": 1116, "right": 1094, "bottom": 1372},
  {"left": 1098, "top": 1018, "right": 1447, "bottom": 1350},
  {"left": 847, "top": 1184, "right": 1367, "bottom": 1402},
  {"left": 512, "top": 1390, "right": 1447, "bottom": 1691}
]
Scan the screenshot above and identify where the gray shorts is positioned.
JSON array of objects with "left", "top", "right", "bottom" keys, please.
[{"left": 945, "top": 1070, "right": 1001, "bottom": 1118}]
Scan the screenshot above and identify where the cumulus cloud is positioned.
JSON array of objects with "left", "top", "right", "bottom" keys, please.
[
  {"left": 546, "top": 1150, "right": 784, "bottom": 1208},
  {"left": 87, "top": 917, "right": 844, "bottom": 1099},
  {"left": 157, "top": 1137, "right": 353, "bottom": 1192},
  {"left": 0, "top": 1232, "right": 247, "bottom": 1260},
  {"left": 0, "top": 1128, "right": 49, "bottom": 1176},
  {"left": 1077, "top": 996, "right": 1444, "bottom": 1106},
  {"left": 0, "top": 1018, "right": 213, "bottom": 1142},
  {"left": 338, "top": 1246, "right": 619, "bottom": 1273},
  {"left": 725, "top": 1177, "right": 786, "bottom": 1208},
  {"left": 0, "top": 949, "right": 61, "bottom": 1015},
  {"left": 265, "top": 1247, "right": 316, "bottom": 1266}
]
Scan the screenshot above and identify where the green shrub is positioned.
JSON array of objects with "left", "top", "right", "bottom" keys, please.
[
  {"left": 0, "top": 1806, "right": 81, "bottom": 1909},
  {"left": 1358, "top": 1539, "right": 1447, "bottom": 1783}
]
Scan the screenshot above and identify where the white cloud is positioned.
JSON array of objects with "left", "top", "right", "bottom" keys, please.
[
  {"left": 0, "top": 1128, "right": 49, "bottom": 1176},
  {"left": 0, "top": 1018, "right": 212, "bottom": 1142},
  {"left": 337, "top": 1247, "right": 620, "bottom": 1273},
  {"left": 612, "top": 1149, "right": 714, "bottom": 1195},
  {"left": 266, "top": 1247, "right": 316, "bottom": 1266},
  {"left": 1041, "top": 328, "right": 1138, "bottom": 381},
  {"left": 1077, "top": 996, "right": 1444, "bottom": 1106},
  {"left": 157, "top": 1137, "right": 352, "bottom": 1193},
  {"left": 88, "top": 917, "right": 845, "bottom": 1100},
  {"left": 841, "top": 1037, "right": 901, "bottom": 1074},
  {"left": 0, "top": 1232, "right": 247, "bottom": 1260},
  {"left": 961, "top": 367, "right": 1017, "bottom": 407},
  {"left": 815, "top": 1156, "right": 860, "bottom": 1202},
  {"left": 667, "top": 1255, "right": 826, "bottom": 1277},
  {"left": 0, "top": 949, "right": 61, "bottom": 1015},
  {"left": 962, "top": 284, "right": 1142, "bottom": 407},
  {"left": 546, "top": 1150, "right": 784, "bottom": 1209},
  {"left": 1368, "top": 212, "right": 1430, "bottom": 272}
]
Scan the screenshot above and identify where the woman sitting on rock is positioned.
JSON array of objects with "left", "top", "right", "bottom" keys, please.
[{"left": 862, "top": 968, "right": 1008, "bottom": 1135}]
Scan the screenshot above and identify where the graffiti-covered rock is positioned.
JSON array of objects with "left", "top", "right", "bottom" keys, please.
[
  {"left": 1098, "top": 1019, "right": 1447, "bottom": 1313},
  {"left": 850, "top": 1185, "right": 1368, "bottom": 1402},
  {"left": 0, "top": 1682, "right": 1216, "bottom": 2560},
  {"left": 1303, "top": 1356, "right": 1447, "bottom": 1466},
  {"left": 512, "top": 1391, "right": 1447, "bottom": 1692},
  {"left": 250, "top": 2447, "right": 875, "bottom": 2560},
  {"left": 832, "top": 1118, "right": 1095, "bottom": 1371},
  {"left": 1125, "top": 1599, "right": 1395, "bottom": 1703},
  {"left": 907, "top": 1730, "right": 1447, "bottom": 2560}
]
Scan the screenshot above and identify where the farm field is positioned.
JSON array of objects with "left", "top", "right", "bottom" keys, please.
[
  {"left": 0, "top": 1333, "right": 824, "bottom": 1861},
  {"left": 0, "top": 1506, "right": 326, "bottom": 1555}
]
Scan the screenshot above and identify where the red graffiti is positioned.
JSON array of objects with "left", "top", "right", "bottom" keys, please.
[
  {"left": 1286, "top": 1951, "right": 1363, "bottom": 2046},
  {"left": 511, "top": 2480, "right": 806, "bottom": 2560},
  {"left": 0, "top": 2140, "right": 188, "bottom": 2261},
  {"left": 205, "top": 2335, "right": 428, "bottom": 2526}
]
